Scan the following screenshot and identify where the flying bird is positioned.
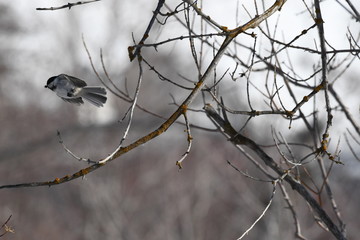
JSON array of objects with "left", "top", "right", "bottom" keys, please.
[{"left": 45, "top": 74, "right": 107, "bottom": 107}]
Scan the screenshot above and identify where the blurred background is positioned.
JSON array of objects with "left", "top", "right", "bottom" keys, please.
[{"left": 0, "top": 0, "right": 359, "bottom": 239}]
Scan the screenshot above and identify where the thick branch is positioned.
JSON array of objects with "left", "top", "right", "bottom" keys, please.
[{"left": 204, "top": 104, "right": 346, "bottom": 240}]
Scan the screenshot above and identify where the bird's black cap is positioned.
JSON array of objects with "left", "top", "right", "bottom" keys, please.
[{"left": 45, "top": 76, "right": 57, "bottom": 89}]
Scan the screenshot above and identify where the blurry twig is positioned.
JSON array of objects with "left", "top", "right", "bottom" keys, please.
[
  {"left": 344, "top": 130, "right": 360, "bottom": 161},
  {"left": 182, "top": 0, "right": 226, "bottom": 31},
  {"left": 279, "top": 183, "right": 308, "bottom": 240},
  {"left": 100, "top": 49, "right": 129, "bottom": 99},
  {"left": 36, "top": 0, "right": 100, "bottom": 11},
  {"left": 227, "top": 160, "right": 272, "bottom": 182},
  {"left": 335, "top": 0, "right": 360, "bottom": 22},
  {"left": 128, "top": 0, "right": 166, "bottom": 61},
  {"left": 0, "top": 215, "right": 14, "bottom": 237},
  {"left": 271, "top": 128, "right": 301, "bottom": 166},
  {"left": 82, "top": 35, "right": 166, "bottom": 120},
  {"left": 328, "top": 84, "right": 360, "bottom": 136}
]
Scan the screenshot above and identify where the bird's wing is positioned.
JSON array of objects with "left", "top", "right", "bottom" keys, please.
[
  {"left": 62, "top": 74, "right": 87, "bottom": 87},
  {"left": 61, "top": 97, "right": 84, "bottom": 105}
]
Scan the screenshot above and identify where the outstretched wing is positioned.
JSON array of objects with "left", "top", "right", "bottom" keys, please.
[
  {"left": 62, "top": 74, "right": 87, "bottom": 87},
  {"left": 61, "top": 97, "right": 84, "bottom": 105}
]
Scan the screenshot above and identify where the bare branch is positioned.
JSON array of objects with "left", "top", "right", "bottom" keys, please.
[
  {"left": 0, "top": 0, "right": 287, "bottom": 189},
  {"left": 0, "top": 215, "right": 14, "bottom": 238},
  {"left": 36, "top": 0, "right": 100, "bottom": 11},
  {"left": 57, "top": 130, "right": 95, "bottom": 164},
  {"left": 204, "top": 104, "right": 346, "bottom": 240},
  {"left": 237, "top": 183, "right": 277, "bottom": 239},
  {"left": 100, "top": 56, "right": 144, "bottom": 164},
  {"left": 176, "top": 111, "right": 193, "bottom": 169},
  {"left": 129, "top": 0, "right": 166, "bottom": 61}
]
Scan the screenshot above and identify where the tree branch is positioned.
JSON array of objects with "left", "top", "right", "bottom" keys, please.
[
  {"left": 36, "top": 0, "right": 100, "bottom": 11},
  {"left": 204, "top": 104, "right": 346, "bottom": 240}
]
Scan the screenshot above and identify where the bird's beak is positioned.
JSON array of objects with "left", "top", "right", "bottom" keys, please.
[{"left": 44, "top": 85, "right": 48, "bottom": 88}]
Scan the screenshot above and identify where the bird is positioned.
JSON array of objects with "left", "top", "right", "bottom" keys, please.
[{"left": 45, "top": 74, "right": 107, "bottom": 107}]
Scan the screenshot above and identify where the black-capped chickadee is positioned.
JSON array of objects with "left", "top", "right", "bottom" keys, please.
[{"left": 45, "top": 74, "right": 107, "bottom": 107}]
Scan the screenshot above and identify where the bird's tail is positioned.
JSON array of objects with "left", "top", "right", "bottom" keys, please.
[{"left": 81, "top": 87, "right": 107, "bottom": 107}]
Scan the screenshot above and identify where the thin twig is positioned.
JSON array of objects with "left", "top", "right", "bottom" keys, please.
[
  {"left": 0, "top": 215, "right": 14, "bottom": 237},
  {"left": 57, "top": 131, "right": 95, "bottom": 164},
  {"left": 344, "top": 132, "right": 360, "bottom": 161},
  {"left": 227, "top": 160, "right": 272, "bottom": 182},
  {"left": 99, "top": 56, "right": 144, "bottom": 164},
  {"left": 176, "top": 112, "right": 193, "bottom": 169},
  {"left": 237, "top": 182, "right": 277, "bottom": 239},
  {"left": 279, "top": 183, "right": 308, "bottom": 240},
  {"left": 36, "top": 0, "right": 100, "bottom": 11},
  {"left": 129, "top": 0, "right": 166, "bottom": 61}
]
